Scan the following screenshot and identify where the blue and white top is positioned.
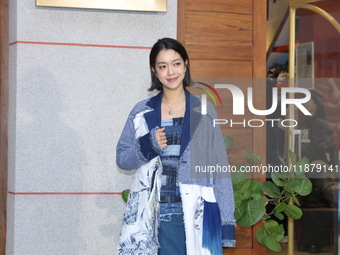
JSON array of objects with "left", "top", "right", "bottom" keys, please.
[{"left": 159, "top": 117, "right": 184, "bottom": 220}]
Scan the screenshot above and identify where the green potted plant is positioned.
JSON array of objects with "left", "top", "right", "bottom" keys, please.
[{"left": 225, "top": 136, "right": 312, "bottom": 252}]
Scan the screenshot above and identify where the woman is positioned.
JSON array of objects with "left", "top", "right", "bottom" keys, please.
[{"left": 116, "top": 38, "right": 235, "bottom": 255}]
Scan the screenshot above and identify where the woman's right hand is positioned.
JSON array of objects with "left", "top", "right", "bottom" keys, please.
[{"left": 156, "top": 127, "right": 167, "bottom": 149}]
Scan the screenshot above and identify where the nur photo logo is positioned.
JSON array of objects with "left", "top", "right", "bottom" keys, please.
[{"left": 195, "top": 80, "right": 312, "bottom": 128}]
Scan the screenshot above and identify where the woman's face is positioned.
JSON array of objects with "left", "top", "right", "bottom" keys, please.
[{"left": 153, "top": 49, "right": 187, "bottom": 92}]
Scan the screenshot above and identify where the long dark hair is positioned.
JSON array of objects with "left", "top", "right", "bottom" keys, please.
[{"left": 148, "top": 38, "right": 191, "bottom": 91}]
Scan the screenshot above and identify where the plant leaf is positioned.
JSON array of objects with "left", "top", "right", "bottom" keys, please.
[
  {"left": 234, "top": 200, "right": 247, "bottom": 221},
  {"left": 238, "top": 195, "right": 268, "bottom": 227},
  {"left": 283, "top": 204, "right": 303, "bottom": 219},
  {"left": 256, "top": 224, "right": 266, "bottom": 246},
  {"left": 250, "top": 179, "right": 263, "bottom": 195},
  {"left": 257, "top": 220, "right": 284, "bottom": 250},
  {"left": 272, "top": 169, "right": 290, "bottom": 182},
  {"left": 243, "top": 190, "right": 254, "bottom": 200},
  {"left": 231, "top": 167, "right": 249, "bottom": 187},
  {"left": 292, "top": 194, "right": 301, "bottom": 206},
  {"left": 246, "top": 148, "right": 262, "bottom": 165},
  {"left": 262, "top": 181, "right": 281, "bottom": 198},
  {"left": 240, "top": 179, "right": 252, "bottom": 191},
  {"left": 265, "top": 220, "right": 285, "bottom": 242},
  {"left": 262, "top": 215, "right": 271, "bottom": 220},
  {"left": 283, "top": 180, "right": 295, "bottom": 194},
  {"left": 264, "top": 236, "right": 282, "bottom": 252},
  {"left": 287, "top": 178, "right": 313, "bottom": 196},
  {"left": 271, "top": 172, "right": 286, "bottom": 187},
  {"left": 294, "top": 157, "right": 310, "bottom": 177},
  {"left": 275, "top": 202, "right": 287, "bottom": 213},
  {"left": 121, "top": 189, "right": 130, "bottom": 203},
  {"left": 274, "top": 211, "right": 284, "bottom": 221},
  {"left": 233, "top": 191, "right": 244, "bottom": 207},
  {"left": 278, "top": 156, "right": 287, "bottom": 167},
  {"left": 224, "top": 136, "right": 234, "bottom": 150},
  {"left": 288, "top": 150, "right": 297, "bottom": 165}
]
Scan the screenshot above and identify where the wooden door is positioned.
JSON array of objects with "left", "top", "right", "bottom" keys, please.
[
  {"left": 0, "top": 0, "right": 9, "bottom": 254},
  {"left": 178, "top": 0, "right": 267, "bottom": 254}
]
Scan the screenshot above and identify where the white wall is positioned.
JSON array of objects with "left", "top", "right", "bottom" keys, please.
[{"left": 7, "top": 0, "right": 177, "bottom": 254}]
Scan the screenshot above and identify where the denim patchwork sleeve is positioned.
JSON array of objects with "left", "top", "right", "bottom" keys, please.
[
  {"left": 215, "top": 177, "right": 236, "bottom": 247},
  {"left": 138, "top": 127, "right": 164, "bottom": 161},
  {"left": 222, "top": 224, "right": 236, "bottom": 247},
  {"left": 207, "top": 102, "right": 236, "bottom": 247},
  {"left": 116, "top": 114, "right": 164, "bottom": 170}
]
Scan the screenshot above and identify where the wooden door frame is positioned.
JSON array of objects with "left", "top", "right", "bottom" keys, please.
[
  {"left": 0, "top": 0, "right": 9, "bottom": 254},
  {"left": 177, "top": 0, "right": 267, "bottom": 254}
]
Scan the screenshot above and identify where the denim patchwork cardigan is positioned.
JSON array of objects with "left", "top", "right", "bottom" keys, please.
[{"left": 116, "top": 89, "right": 235, "bottom": 255}]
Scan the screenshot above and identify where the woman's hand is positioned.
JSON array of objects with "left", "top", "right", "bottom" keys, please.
[{"left": 156, "top": 127, "right": 167, "bottom": 149}]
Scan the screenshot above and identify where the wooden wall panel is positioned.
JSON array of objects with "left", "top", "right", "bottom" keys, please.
[
  {"left": 191, "top": 60, "right": 252, "bottom": 78},
  {"left": 186, "top": 0, "right": 253, "bottom": 14},
  {"left": 234, "top": 226, "right": 253, "bottom": 248},
  {"left": 178, "top": 0, "right": 267, "bottom": 253},
  {"left": 186, "top": 45, "right": 253, "bottom": 60},
  {"left": 185, "top": 11, "right": 253, "bottom": 47}
]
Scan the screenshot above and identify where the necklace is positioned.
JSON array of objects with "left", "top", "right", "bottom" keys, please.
[
  {"left": 162, "top": 98, "right": 185, "bottom": 116},
  {"left": 163, "top": 102, "right": 174, "bottom": 115}
]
